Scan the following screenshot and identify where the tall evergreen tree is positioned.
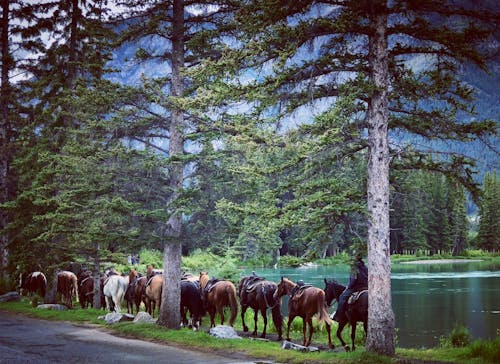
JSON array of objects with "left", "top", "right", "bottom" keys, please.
[
  {"left": 198, "top": 0, "right": 498, "bottom": 354},
  {"left": 115, "top": 0, "right": 238, "bottom": 328},
  {"left": 477, "top": 172, "right": 500, "bottom": 251}
]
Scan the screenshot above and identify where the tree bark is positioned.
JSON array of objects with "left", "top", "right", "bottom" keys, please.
[
  {"left": 365, "top": 1, "right": 395, "bottom": 356},
  {"left": 0, "top": 0, "right": 10, "bottom": 277},
  {"left": 157, "top": 0, "right": 184, "bottom": 329},
  {"left": 93, "top": 243, "right": 102, "bottom": 309}
]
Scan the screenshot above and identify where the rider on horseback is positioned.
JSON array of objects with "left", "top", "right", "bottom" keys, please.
[{"left": 333, "top": 251, "right": 368, "bottom": 321}]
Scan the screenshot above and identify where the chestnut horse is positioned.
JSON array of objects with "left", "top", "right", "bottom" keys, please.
[
  {"left": 199, "top": 272, "right": 238, "bottom": 327},
  {"left": 126, "top": 274, "right": 147, "bottom": 314},
  {"left": 323, "top": 278, "right": 368, "bottom": 351},
  {"left": 57, "top": 271, "right": 78, "bottom": 309},
  {"left": 144, "top": 274, "right": 163, "bottom": 317},
  {"left": 238, "top": 274, "right": 282, "bottom": 340},
  {"left": 274, "top": 277, "right": 333, "bottom": 348}
]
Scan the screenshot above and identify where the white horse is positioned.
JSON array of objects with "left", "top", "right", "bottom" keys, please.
[{"left": 103, "top": 275, "right": 130, "bottom": 313}]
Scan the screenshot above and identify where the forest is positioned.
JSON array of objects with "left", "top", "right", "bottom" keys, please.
[{"left": 0, "top": 0, "right": 498, "bottom": 355}]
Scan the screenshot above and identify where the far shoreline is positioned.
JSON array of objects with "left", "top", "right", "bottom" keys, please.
[{"left": 399, "top": 258, "right": 483, "bottom": 265}]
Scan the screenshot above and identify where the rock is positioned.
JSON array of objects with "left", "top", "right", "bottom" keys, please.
[
  {"left": 133, "top": 312, "right": 157, "bottom": 324},
  {"left": 37, "top": 304, "right": 68, "bottom": 311},
  {"left": 209, "top": 325, "right": 242, "bottom": 339},
  {"left": 281, "top": 340, "right": 319, "bottom": 352},
  {"left": 103, "top": 312, "right": 136, "bottom": 324},
  {"left": 0, "top": 292, "right": 21, "bottom": 303}
]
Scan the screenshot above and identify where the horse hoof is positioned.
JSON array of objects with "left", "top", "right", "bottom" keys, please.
[
  {"left": 344, "top": 345, "right": 350, "bottom": 352},
  {"left": 243, "top": 327, "right": 249, "bottom": 332}
]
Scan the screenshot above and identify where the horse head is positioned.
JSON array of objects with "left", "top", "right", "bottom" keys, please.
[
  {"left": 199, "top": 271, "right": 209, "bottom": 290},
  {"left": 323, "top": 278, "right": 345, "bottom": 307},
  {"left": 273, "top": 277, "right": 295, "bottom": 300}
]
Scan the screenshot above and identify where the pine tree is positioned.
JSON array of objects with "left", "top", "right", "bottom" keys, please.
[
  {"left": 477, "top": 172, "right": 500, "bottom": 251},
  {"left": 200, "top": 0, "right": 498, "bottom": 354},
  {"left": 115, "top": 0, "right": 239, "bottom": 328}
]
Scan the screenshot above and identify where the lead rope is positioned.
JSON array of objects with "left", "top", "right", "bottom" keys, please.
[{"left": 262, "top": 285, "right": 279, "bottom": 309}]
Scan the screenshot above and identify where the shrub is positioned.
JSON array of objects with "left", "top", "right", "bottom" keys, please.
[
  {"left": 278, "top": 255, "right": 305, "bottom": 267},
  {"left": 440, "top": 325, "right": 472, "bottom": 348}
]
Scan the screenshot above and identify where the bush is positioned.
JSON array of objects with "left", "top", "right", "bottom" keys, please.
[
  {"left": 31, "top": 294, "right": 42, "bottom": 307},
  {"left": 466, "top": 334, "right": 500, "bottom": 363},
  {"left": 440, "top": 325, "right": 472, "bottom": 348},
  {"left": 278, "top": 255, "right": 306, "bottom": 267}
]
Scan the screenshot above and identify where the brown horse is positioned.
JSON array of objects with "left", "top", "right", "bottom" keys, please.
[
  {"left": 274, "top": 277, "right": 333, "bottom": 348},
  {"left": 199, "top": 272, "right": 238, "bottom": 327},
  {"left": 144, "top": 274, "right": 163, "bottom": 317},
  {"left": 57, "top": 271, "right": 78, "bottom": 309},
  {"left": 238, "top": 274, "right": 282, "bottom": 340},
  {"left": 77, "top": 270, "right": 94, "bottom": 308},
  {"left": 324, "top": 278, "right": 368, "bottom": 351},
  {"left": 126, "top": 274, "right": 147, "bottom": 314}
]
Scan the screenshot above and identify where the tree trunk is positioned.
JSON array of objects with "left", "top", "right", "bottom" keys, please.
[
  {"left": 157, "top": 0, "right": 184, "bottom": 329},
  {"left": 93, "top": 243, "right": 101, "bottom": 309},
  {"left": 0, "top": 0, "right": 10, "bottom": 279},
  {"left": 365, "top": 1, "right": 395, "bottom": 356}
]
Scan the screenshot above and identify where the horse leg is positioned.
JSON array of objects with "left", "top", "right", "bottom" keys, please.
[
  {"left": 325, "top": 322, "right": 334, "bottom": 349},
  {"left": 306, "top": 317, "right": 314, "bottom": 347},
  {"left": 286, "top": 313, "right": 296, "bottom": 341},
  {"left": 337, "top": 319, "right": 348, "bottom": 351},
  {"left": 252, "top": 309, "right": 259, "bottom": 336},
  {"left": 219, "top": 305, "right": 225, "bottom": 326},
  {"left": 105, "top": 295, "right": 111, "bottom": 311},
  {"left": 260, "top": 308, "right": 267, "bottom": 338},
  {"left": 351, "top": 321, "right": 357, "bottom": 351},
  {"left": 241, "top": 304, "right": 249, "bottom": 332}
]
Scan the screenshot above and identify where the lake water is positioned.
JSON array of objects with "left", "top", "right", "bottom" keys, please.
[{"left": 243, "top": 260, "right": 500, "bottom": 348}]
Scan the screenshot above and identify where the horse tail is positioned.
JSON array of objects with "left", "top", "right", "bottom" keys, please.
[
  {"left": 227, "top": 284, "right": 238, "bottom": 326},
  {"left": 73, "top": 274, "right": 79, "bottom": 303},
  {"left": 269, "top": 286, "right": 283, "bottom": 337},
  {"left": 317, "top": 291, "right": 333, "bottom": 326}
]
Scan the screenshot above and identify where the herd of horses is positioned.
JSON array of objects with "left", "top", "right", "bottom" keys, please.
[{"left": 18, "top": 269, "right": 368, "bottom": 351}]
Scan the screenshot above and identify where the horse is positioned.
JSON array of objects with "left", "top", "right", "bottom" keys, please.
[
  {"left": 323, "top": 278, "right": 368, "bottom": 351},
  {"left": 144, "top": 274, "right": 163, "bottom": 317},
  {"left": 199, "top": 272, "right": 238, "bottom": 327},
  {"left": 274, "top": 277, "right": 333, "bottom": 348},
  {"left": 124, "top": 270, "right": 142, "bottom": 314},
  {"left": 19, "top": 271, "right": 47, "bottom": 298},
  {"left": 125, "top": 273, "right": 147, "bottom": 315},
  {"left": 237, "top": 273, "right": 282, "bottom": 340},
  {"left": 180, "top": 279, "right": 205, "bottom": 330},
  {"left": 57, "top": 271, "right": 78, "bottom": 309},
  {"left": 103, "top": 273, "right": 129, "bottom": 313},
  {"left": 77, "top": 270, "right": 94, "bottom": 308}
]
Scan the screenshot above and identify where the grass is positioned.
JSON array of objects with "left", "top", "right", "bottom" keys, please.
[{"left": 1, "top": 299, "right": 499, "bottom": 364}]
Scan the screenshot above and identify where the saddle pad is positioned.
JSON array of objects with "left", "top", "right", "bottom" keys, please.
[{"left": 348, "top": 289, "right": 368, "bottom": 305}]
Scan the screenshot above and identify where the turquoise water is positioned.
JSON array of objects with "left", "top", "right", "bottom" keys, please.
[{"left": 242, "top": 260, "right": 500, "bottom": 348}]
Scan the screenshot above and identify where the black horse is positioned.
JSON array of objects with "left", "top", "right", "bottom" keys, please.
[
  {"left": 237, "top": 274, "right": 283, "bottom": 340},
  {"left": 180, "top": 280, "right": 205, "bottom": 330},
  {"left": 323, "top": 278, "right": 368, "bottom": 351}
]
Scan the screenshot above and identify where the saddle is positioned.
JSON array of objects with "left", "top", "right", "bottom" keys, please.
[
  {"left": 290, "top": 282, "right": 312, "bottom": 301},
  {"left": 204, "top": 278, "right": 222, "bottom": 293},
  {"left": 348, "top": 289, "right": 368, "bottom": 305},
  {"left": 243, "top": 274, "right": 266, "bottom": 294}
]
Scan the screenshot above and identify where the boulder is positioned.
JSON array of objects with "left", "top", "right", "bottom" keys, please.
[
  {"left": 103, "top": 312, "right": 135, "bottom": 324},
  {"left": 209, "top": 325, "right": 242, "bottom": 339},
  {"left": 133, "top": 312, "right": 157, "bottom": 324},
  {"left": 0, "top": 291, "right": 21, "bottom": 303},
  {"left": 281, "top": 340, "right": 319, "bottom": 352},
  {"left": 37, "top": 304, "right": 68, "bottom": 311}
]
